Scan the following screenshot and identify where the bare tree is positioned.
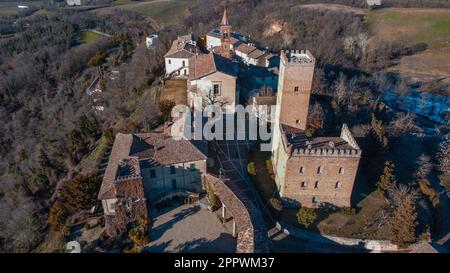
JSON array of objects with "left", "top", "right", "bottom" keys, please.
[
  {"left": 388, "top": 112, "right": 415, "bottom": 136},
  {"left": 309, "top": 102, "right": 325, "bottom": 129},
  {"left": 415, "top": 154, "right": 433, "bottom": 181},
  {"left": 387, "top": 183, "right": 419, "bottom": 208},
  {"left": 437, "top": 134, "right": 450, "bottom": 174},
  {"left": 202, "top": 88, "right": 229, "bottom": 109}
]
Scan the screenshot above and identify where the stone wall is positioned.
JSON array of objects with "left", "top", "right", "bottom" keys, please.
[
  {"left": 206, "top": 174, "right": 269, "bottom": 253},
  {"left": 282, "top": 154, "right": 360, "bottom": 207},
  {"left": 275, "top": 222, "right": 399, "bottom": 252}
]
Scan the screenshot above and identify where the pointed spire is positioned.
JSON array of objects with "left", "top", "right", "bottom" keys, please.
[{"left": 221, "top": 7, "right": 229, "bottom": 26}]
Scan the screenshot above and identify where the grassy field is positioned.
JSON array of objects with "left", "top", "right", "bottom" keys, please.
[
  {"left": 367, "top": 8, "right": 450, "bottom": 83},
  {"left": 160, "top": 79, "right": 187, "bottom": 105},
  {"left": 79, "top": 30, "right": 101, "bottom": 45},
  {"left": 0, "top": 1, "right": 42, "bottom": 16},
  {"left": 95, "top": 0, "right": 197, "bottom": 25}
]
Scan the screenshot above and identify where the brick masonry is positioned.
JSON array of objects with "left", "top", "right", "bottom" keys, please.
[{"left": 272, "top": 50, "right": 361, "bottom": 208}]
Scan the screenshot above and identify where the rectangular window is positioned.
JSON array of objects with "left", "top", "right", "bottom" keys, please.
[
  {"left": 301, "top": 181, "right": 307, "bottom": 188},
  {"left": 339, "top": 167, "right": 344, "bottom": 174},
  {"left": 170, "top": 166, "right": 176, "bottom": 174},
  {"left": 213, "top": 84, "right": 220, "bottom": 96},
  {"left": 168, "top": 59, "right": 171, "bottom": 64},
  {"left": 172, "top": 179, "right": 177, "bottom": 190},
  {"left": 182, "top": 60, "right": 186, "bottom": 66},
  {"left": 294, "top": 86, "right": 299, "bottom": 93},
  {"left": 189, "top": 163, "right": 196, "bottom": 172},
  {"left": 299, "top": 166, "right": 304, "bottom": 174},
  {"left": 150, "top": 169, "right": 156, "bottom": 178}
]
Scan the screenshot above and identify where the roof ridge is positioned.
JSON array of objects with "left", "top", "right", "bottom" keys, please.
[{"left": 212, "top": 53, "right": 218, "bottom": 73}]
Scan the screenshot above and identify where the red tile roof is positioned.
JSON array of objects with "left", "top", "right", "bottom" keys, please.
[
  {"left": 98, "top": 132, "right": 207, "bottom": 200},
  {"left": 188, "top": 53, "right": 236, "bottom": 80},
  {"left": 164, "top": 39, "right": 200, "bottom": 59},
  {"left": 235, "top": 43, "right": 257, "bottom": 55}
]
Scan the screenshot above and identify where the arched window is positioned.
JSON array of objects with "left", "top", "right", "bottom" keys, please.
[
  {"left": 339, "top": 167, "right": 344, "bottom": 174},
  {"left": 314, "top": 181, "right": 319, "bottom": 189},
  {"left": 301, "top": 181, "right": 308, "bottom": 188},
  {"left": 335, "top": 181, "right": 342, "bottom": 189},
  {"left": 317, "top": 166, "right": 323, "bottom": 174},
  {"left": 299, "top": 166, "right": 304, "bottom": 174}
]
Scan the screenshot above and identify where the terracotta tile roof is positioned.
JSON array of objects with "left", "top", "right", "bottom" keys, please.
[
  {"left": 188, "top": 53, "right": 236, "bottom": 80},
  {"left": 206, "top": 29, "right": 241, "bottom": 45},
  {"left": 255, "top": 95, "right": 277, "bottom": 106},
  {"left": 230, "top": 37, "right": 240, "bottom": 45},
  {"left": 235, "top": 43, "right": 257, "bottom": 55},
  {"left": 248, "top": 49, "right": 265, "bottom": 59},
  {"left": 136, "top": 133, "right": 207, "bottom": 165},
  {"left": 164, "top": 39, "right": 200, "bottom": 59},
  {"left": 98, "top": 132, "right": 207, "bottom": 200}
]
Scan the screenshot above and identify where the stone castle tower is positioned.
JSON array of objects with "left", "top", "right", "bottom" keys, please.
[
  {"left": 219, "top": 8, "right": 233, "bottom": 58},
  {"left": 272, "top": 50, "right": 315, "bottom": 164},
  {"left": 271, "top": 49, "right": 361, "bottom": 208},
  {"left": 275, "top": 50, "right": 315, "bottom": 131}
]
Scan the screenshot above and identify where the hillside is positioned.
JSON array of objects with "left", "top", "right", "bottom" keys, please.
[{"left": 367, "top": 8, "right": 450, "bottom": 85}]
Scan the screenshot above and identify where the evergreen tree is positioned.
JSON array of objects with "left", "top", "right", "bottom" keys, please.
[
  {"left": 387, "top": 195, "right": 417, "bottom": 247},
  {"left": 377, "top": 160, "right": 396, "bottom": 191}
]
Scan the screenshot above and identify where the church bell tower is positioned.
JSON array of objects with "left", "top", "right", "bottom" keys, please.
[{"left": 219, "top": 8, "right": 233, "bottom": 58}]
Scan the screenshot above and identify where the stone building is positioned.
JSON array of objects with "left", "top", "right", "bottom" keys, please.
[
  {"left": 187, "top": 52, "right": 238, "bottom": 112},
  {"left": 164, "top": 34, "right": 200, "bottom": 78},
  {"left": 271, "top": 50, "right": 361, "bottom": 208},
  {"left": 98, "top": 132, "right": 207, "bottom": 236}
]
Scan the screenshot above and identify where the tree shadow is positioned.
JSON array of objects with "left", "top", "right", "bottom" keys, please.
[
  {"left": 142, "top": 240, "right": 173, "bottom": 253},
  {"left": 150, "top": 205, "right": 201, "bottom": 241},
  {"left": 173, "top": 233, "right": 236, "bottom": 253}
]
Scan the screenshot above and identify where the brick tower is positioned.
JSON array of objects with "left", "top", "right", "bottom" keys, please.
[
  {"left": 270, "top": 50, "right": 361, "bottom": 208},
  {"left": 272, "top": 50, "right": 315, "bottom": 165},
  {"left": 275, "top": 49, "right": 315, "bottom": 130},
  {"left": 219, "top": 8, "right": 233, "bottom": 58}
]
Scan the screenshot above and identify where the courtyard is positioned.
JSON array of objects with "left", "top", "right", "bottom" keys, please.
[{"left": 143, "top": 202, "right": 236, "bottom": 253}]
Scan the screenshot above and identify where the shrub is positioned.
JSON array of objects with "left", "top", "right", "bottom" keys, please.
[
  {"left": 340, "top": 207, "right": 356, "bottom": 216},
  {"left": 247, "top": 162, "right": 256, "bottom": 176},
  {"left": 266, "top": 159, "right": 274, "bottom": 175},
  {"left": 296, "top": 207, "right": 317, "bottom": 229},
  {"left": 304, "top": 128, "right": 314, "bottom": 138},
  {"left": 48, "top": 201, "right": 68, "bottom": 232},
  {"left": 204, "top": 178, "right": 220, "bottom": 211},
  {"left": 418, "top": 179, "right": 439, "bottom": 208},
  {"left": 269, "top": 197, "right": 283, "bottom": 213},
  {"left": 158, "top": 99, "right": 176, "bottom": 122}
]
